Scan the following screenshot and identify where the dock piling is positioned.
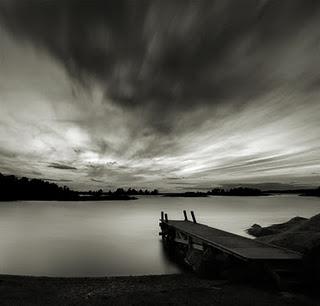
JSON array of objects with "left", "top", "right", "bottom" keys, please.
[
  {"left": 183, "top": 210, "right": 188, "bottom": 221},
  {"left": 161, "top": 211, "right": 164, "bottom": 221},
  {"left": 165, "top": 213, "right": 168, "bottom": 222},
  {"left": 191, "top": 211, "right": 197, "bottom": 223}
]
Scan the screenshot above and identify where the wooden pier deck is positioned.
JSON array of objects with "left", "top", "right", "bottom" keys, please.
[
  {"left": 159, "top": 211, "right": 303, "bottom": 287},
  {"left": 165, "top": 220, "right": 301, "bottom": 261}
]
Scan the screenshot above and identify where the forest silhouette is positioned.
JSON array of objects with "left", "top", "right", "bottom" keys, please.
[
  {"left": 0, "top": 173, "right": 158, "bottom": 201},
  {"left": 1, "top": 173, "right": 319, "bottom": 201}
]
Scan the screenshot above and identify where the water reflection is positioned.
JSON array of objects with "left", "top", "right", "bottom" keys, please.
[{"left": 0, "top": 195, "right": 318, "bottom": 276}]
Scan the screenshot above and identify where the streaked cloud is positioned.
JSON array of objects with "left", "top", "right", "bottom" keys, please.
[
  {"left": 0, "top": 1, "right": 319, "bottom": 190},
  {"left": 48, "top": 163, "right": 77, "bottom": 170}
]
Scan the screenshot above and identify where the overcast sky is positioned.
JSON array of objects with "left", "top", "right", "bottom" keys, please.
[{"left": 0, "top": 0, "right": 320, "bottom": 191}]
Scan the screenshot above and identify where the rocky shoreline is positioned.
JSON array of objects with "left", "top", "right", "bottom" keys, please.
[
  {"left": 247, "top": 213, "right": 320, "bottom": 289},
  {"left": 0, "top": 273, "right": 317, "bottom": 306},
  {"left": 247, "top": 213, "right": 320, "bottom": 253}
]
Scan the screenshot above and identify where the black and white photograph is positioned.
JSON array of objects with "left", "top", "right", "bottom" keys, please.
[{"left": 0, "top": 1, "right": 319, "bottom": 305}]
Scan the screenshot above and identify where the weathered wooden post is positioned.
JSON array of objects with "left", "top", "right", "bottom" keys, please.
[
  {"left": 183, "top": 210, "right": 188, "bottom": 221},
  {"left": 161, "top": 211, "right": 164, "bottom": 221},
  {"left": 191, "top": 211, "right": 197, "bottom": 223},
  {"left": 165, "top": 213, "right": 168, "bottom": 223},
  {"left": 188, "top": 236, "right": 193, "bottom": 250}
]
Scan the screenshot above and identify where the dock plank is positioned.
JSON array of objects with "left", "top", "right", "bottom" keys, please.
[{"left": 166, "top": 220, "right": 301, "bottom": 261}]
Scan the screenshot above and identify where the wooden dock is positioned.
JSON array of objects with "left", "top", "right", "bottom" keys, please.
[
  {"left": 164, "top": 220, "right": 301, "bottom": 261},
  {"left": 159, "top": 211, "right": 303, "bottom": 288}
]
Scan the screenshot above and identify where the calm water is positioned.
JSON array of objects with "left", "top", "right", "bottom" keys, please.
[{"left": 0, "top": 195, "right": 319, "bottom": 277}]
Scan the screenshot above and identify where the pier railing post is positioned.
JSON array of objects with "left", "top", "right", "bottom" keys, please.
[
  {"left": 183, "top": 210, "right": 188, "bottom": 221},
  {"left": 191, "top": 211, "right": 197, "bottom": 223}
]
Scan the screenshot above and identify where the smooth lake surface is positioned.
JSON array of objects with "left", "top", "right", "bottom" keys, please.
[{"left": 0, "top": 195, "right": 319, "bottom": 277}]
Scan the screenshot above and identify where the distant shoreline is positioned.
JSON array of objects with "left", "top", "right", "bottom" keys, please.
[
  {"left": 162, "top": 193, "right": 270, "bottom": 198},
  {"left": 0, "top": 195, "right": 137, "bottom": 202},
  {"left": 1, "top": 171, "right": 320, "bottom": 201},
  {"left": 1, "top": 193, "right": 320, "bottom": 202}
]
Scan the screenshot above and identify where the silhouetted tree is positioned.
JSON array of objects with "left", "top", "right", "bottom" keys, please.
[
  {"left": 115, "top": 188, "right": 125, "bottom": 195},
  {"left": 0, "top": 173, "right": 78, "bottom": 201},
  {"left": 151, "top": 189, "right": 159, "bottom": 195},
  {"left": 208, "top": 187, "right": 264, "bottom": 196}
]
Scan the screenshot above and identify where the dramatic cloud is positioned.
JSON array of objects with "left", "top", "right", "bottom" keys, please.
[
  {"left": 48, "top": 163, "right": 77, "bottom": 170},
  {"left": 2, "top": 1, "right": 320, "bottom": 130},
  {"left": 0, "top": 0, "right": 320, "bottom": 190}
]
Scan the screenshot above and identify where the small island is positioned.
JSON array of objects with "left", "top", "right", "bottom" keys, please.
[
  {"left": 300, "top": 187, "right": 320, "bottom": 197},
  {"left": 163, "top": 191, "right": 209, "bottom": 197},
  {"left": 163, "top": 187, "right": 268, "bottom": 197},
  {"left": 163, "top": 186, "right": 320, "bottom": 198}
]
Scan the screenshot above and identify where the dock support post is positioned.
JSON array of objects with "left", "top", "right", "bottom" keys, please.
[
  {"left": 191, "top": 211, "right": 197, "bottom": 223},
  {"left": 165, "top": 213, "right": 168, "bottom": 223},
  {"left": 188, "top": 236, "right": 193, "bottom": 250},
  {"left": 183, "top": 210, "right": 188, "bottom": 221},
  {"left": 161, "top": 211, "right": 164, "bottom": 221}
]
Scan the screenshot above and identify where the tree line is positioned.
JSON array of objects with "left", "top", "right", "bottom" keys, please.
[
  {"left": 208, "top": 187, "right": 264, "bottom": 196},
  {"left": 81, "top": 188, "right": 159, "bottom": 196},
  {"left": 0, "top": 173, "right": 78, "bottom": 201},
  {"left": 0, "top": 173, "right": 159, "bottom": 201}
]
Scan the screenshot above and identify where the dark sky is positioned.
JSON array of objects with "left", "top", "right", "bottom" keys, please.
[{"left": 0, "top": 0, "right": 320, "bottom": 190}]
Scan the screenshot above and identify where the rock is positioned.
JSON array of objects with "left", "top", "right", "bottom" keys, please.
[
  {"left": 247, "top": 214, "right": 320, "bottom": 253},
  {"left": 247, "top": 224, "right": 262, "bottom": 237},
  {"left": 258, "top": 231, "right": 320, "bottom": 253},
  {"left": 247, "top": 216, "right": 308, "bottom": 238},
  {"left": 247, "top": 224, "right": 273, "bottom": 237},
  {"left": 247, "top": 213, "right": 320, "bottom": 289}
]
